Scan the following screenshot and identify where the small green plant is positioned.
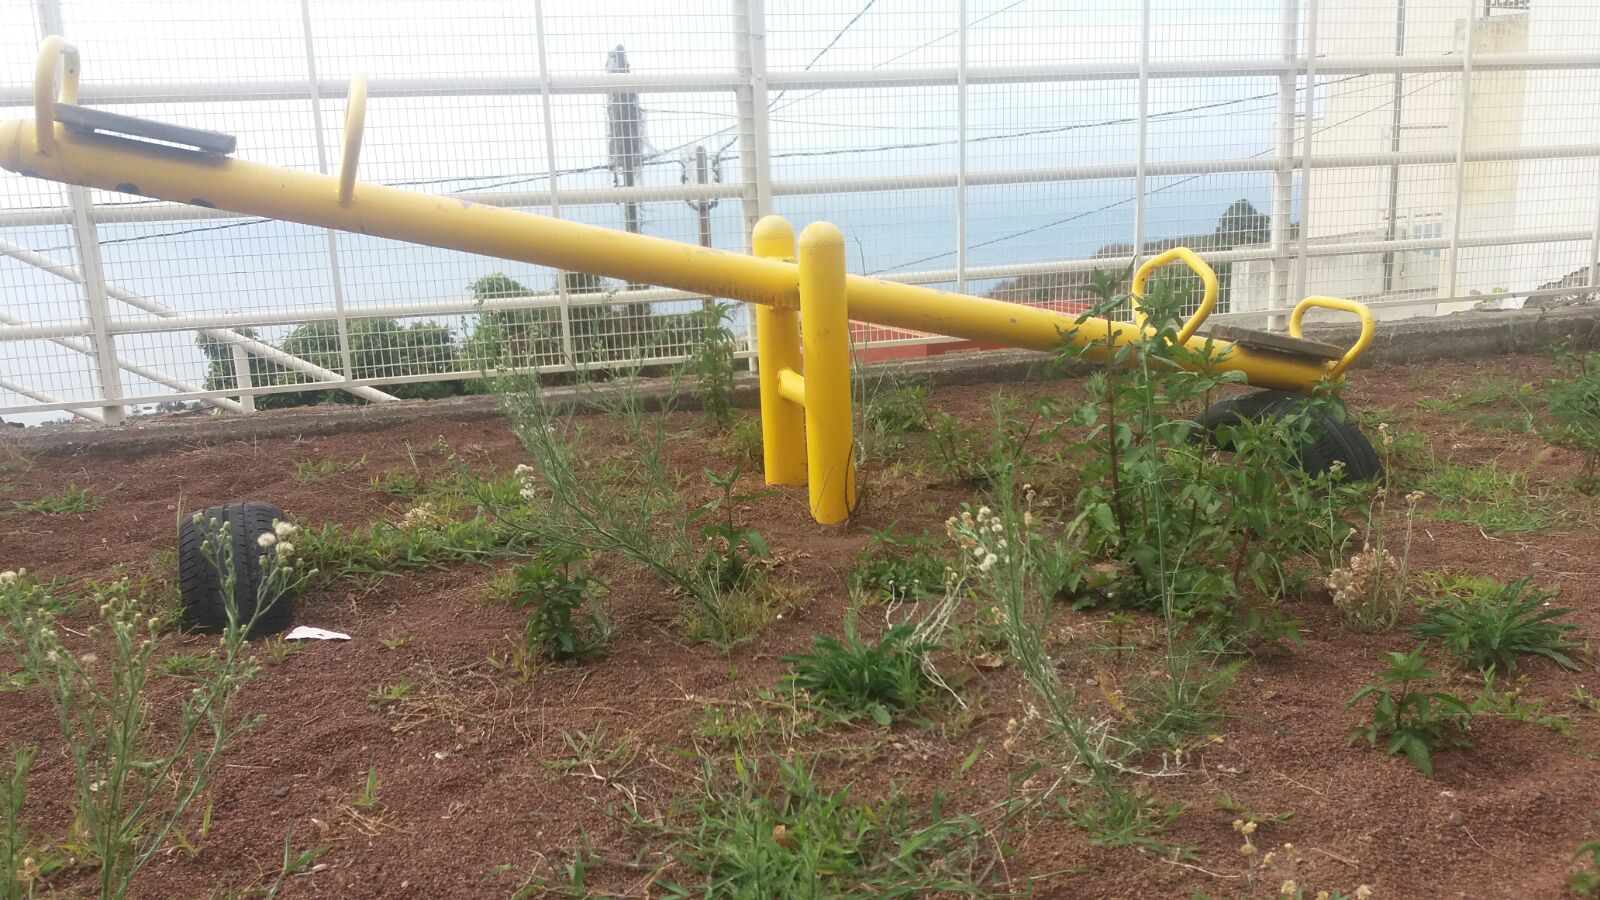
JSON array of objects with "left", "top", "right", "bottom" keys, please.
[
  {"left": 691, "top": 467, "right": 770, "bottom": 592},
  {"left": 353, "top": 766, "right": 381, "bottom": 810},
  {"left": 156, "top": 651, "right": 218, "bottom": 680},
  {"left": 8, "top": 483, "right": 103, "bottom": 515},
  {"left": 1215, "top": 794, "right": 1293, "bottom": 825},
  {"left": 368, "top": 680, "right": 416, "bottom": 706},
  {"left": 782, "top": 621, "right": 934, "bottom": 725},
  {"left": 1572, "top": 825, "right": 1600, "bottom": 896},
  {"left": 292, "top": 456, "right": 366, "bottom": 485},
  {"left": 2, "top": 746, "right": 35, "bottom": 899},
  {"left": 654, "top": 756, "right": 996, "bottom": 896},
  {"left": 510, "top": 548, "right": 610, "bottom": 662},
  {"left": 925, "top": 393, "right": 1052, "bottom": 487},
  {"left": 860, "top": 376, "right": 929, "bottom": 440},
  {"left": 849, "top": 528, "right": 948, "bottom": 603},
  {"left": 727, "top": 416, "right": 763, "bottom": 469},
  {"left": 378, "top": 632, "right": 409, "bottom": 651},
  {"left": 1057, "top": 784, "right": 1186, "bottom": 856},
  {"left": 258, "top": 637, "right": 297, "bottom": 665},
  {"left": 370, "top": 468, "right": 425, "bottom": 499},
  {"left": 1346, "top": 645, "right": 1472, "bottom": 777},
  {"left": 689, "top": 300, "right": 739, "bottom": 431},
  {"left": 1468, "top": 672, "right": 1574, "bottom": 736},
  {"left": 1545, "top": 346, "right": 1600, "bottom": 490},
  {"left": 1412, "top": 576, "right": 1580, "bottom": 676}
]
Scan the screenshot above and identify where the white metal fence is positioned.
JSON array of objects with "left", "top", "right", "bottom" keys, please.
[{"left": 2, "top": 0, "right": 1598, "bottom": 424}]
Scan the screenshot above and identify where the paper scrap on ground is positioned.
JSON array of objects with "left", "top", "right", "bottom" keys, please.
[{"left": 284, "top": 626, "right": 351, "bottom": 641}]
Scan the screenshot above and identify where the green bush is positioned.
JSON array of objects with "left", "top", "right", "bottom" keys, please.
[{"left": 1411, "top": 576, "right": 1580, "bottom": 676}]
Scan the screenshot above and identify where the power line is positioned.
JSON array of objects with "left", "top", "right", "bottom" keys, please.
[
  {"left": 870, "top": 72, "right": 1459, "bottom": 277},
  {"left": 22, "top": 73, "right": 1387, "bottom": 255}
]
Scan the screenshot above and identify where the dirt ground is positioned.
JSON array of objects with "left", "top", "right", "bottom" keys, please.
[{"left": 3, "top": 352, "right": 1600, "bottom": 898}]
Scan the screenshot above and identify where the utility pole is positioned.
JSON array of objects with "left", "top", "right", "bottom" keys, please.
[{"left": 685, "top": 145, "right": 719, "bottom": 313}]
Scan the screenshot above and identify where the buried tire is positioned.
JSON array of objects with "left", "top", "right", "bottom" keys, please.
[
  {"left": 1197, "top": 389, "right": 1382, "bottom": 481},
  {"left": 178, "top": 501, "right": 296, "bottom": 638}
]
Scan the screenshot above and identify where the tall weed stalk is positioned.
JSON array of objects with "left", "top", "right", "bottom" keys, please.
[{"left": 0, "top": 517, "right": 309, "bottom": 899}]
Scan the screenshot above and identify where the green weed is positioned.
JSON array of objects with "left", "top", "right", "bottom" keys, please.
[
  {"left": 1570, "top": 812, "right": 1600, "bottom": 897},
  {"left": 1412, "top": 576, "right": 1580, "bottom": 676},
  {"left": 1056, "top": 784, "right": 1186, "bottom": 856},
  {"left": 1544, "top": 346, "right": 1600, "bottom": 489},
  {"left": 1468, "top": 673, "right": 1574, "bottom": 737},
  {"left": 368, "top": 681, "right": 416, "bottom": 706},
  {"left": 509, "top": 548, "right": 610, "bottom": 663},
  {"left": 783, "top": 621, "right": 935, "bottom": 726},
  {"left": 850, "top": 528, "right": 949, "bottom": 603},
  {"left": 0, "top": 521, "right": 310, "bottom": 899},
  {"left": 156, "top": 651, "right": 219, "bottom": 680},
  {"left": 353, "top": 766, "right": 381, "bottom": 810},
  {"left": 689, "top": 301, "right": 739, "bottom": 432},
  {"left": 653, "top": 756, "right": 997, "bottom": 896},
  {"left": 370, "top": 468, "right": 425, "bottom": 500},
  {"left": 1347, "top": 645, "right": 1472, "bottom": 777},
  {"left": 8, "top": 484, "right": 103, "bottom": 516},
  {"left": 1416, "top": 459, "right": 1578, "bottom": 533},
  {"left": 292, "top": 456, "right": 366, "bottom": 485}
]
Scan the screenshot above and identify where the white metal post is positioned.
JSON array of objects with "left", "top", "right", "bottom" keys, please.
[
  {"left": 955, "top": 0, "right": 969, "bottom": 295},
  {"left": 230, "top": 342, "right": 256, "bottom": 413},
  {"left": 733, "top": 0, "right": 774, "bottom": 371},
  {"left": 1268, "top": 0, "right": 1301, "bottom": 331},
  {"left": 1590, "top": 159, "right": 1600, "bottom": 290},
  {"left": 35, "top": 0, "right": 120, "bottom": 424},
  {"left": 299, "top": 0, "right": 356, "bottom": 386},
  {"left": 1294, "top": 0, "right": 1320, "bottom": 303},
  {"left": 733, "top": 0, "right": 775, "bottom": 242},
  {"left": 534, "top": 0, "right": 577, "bottom": 366},
  {"left": 1132, "top": 0, "right": 1151, "bottom": 268},
  {"left": 1445, "top": 0, "right": 1477, "bottom": 300},
  {"left": 66, "top": 186, "right": 124, "bottom": 425}
]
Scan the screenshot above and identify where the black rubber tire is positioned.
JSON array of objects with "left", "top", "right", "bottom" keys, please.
[
  {"left": 1197, "top": 389, "right": 1382, "bottom": 481},
  {"left": 178, "top": 501, "right": 295, "bottom": 638}
]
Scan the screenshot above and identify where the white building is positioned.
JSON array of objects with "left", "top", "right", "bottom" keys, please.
[{"left": 1232, "top": 0, "right": 1598, "bottom": 322}]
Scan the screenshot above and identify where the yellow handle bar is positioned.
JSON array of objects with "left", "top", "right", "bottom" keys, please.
[
  {"left": 1290, "top": 295, "right": 1375, "bottom": 378},
  {"left": 1130, "top": 247, "right": 1219, "bottom": 345},
  {"left": 33, "top": 35, "right": 79, "bottom": 155}
]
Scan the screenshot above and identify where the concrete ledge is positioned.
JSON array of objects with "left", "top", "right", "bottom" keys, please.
[{"left": 7, "top": 304, "right": 1598, "bottom": 461}]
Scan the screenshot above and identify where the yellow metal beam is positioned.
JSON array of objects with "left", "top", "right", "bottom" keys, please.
[{"left": 1, "top": 102, "right": 1348, "bottom": 394}]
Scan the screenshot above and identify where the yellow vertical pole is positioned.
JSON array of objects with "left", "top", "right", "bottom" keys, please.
[
  {"left": 797, "top": 221, "right": 855, "bottom": 524},
  {"left": 751, "top": 215, "right": 806, "bottom": 485}
]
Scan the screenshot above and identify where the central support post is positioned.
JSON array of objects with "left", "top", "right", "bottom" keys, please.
[{"left": 796, "top": 221, "right": 855, "bottom": 524}]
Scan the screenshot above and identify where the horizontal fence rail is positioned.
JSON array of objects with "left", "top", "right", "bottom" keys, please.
[{"left": 2, "top": 0, "right": 1599, "bottom": 422}]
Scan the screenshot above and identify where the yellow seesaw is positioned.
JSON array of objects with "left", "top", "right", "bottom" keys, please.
[{"left": 1, "top": 38, "right": 1376, "bottom": 524}]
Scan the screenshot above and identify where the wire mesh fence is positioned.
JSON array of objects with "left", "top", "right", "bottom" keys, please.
[{"left": 1, "top": 0, "right": 1598, "bottom": 423}]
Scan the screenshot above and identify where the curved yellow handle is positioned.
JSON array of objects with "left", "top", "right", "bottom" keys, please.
[
  {"left": 1289, "top": 295, "right": 1375, "bottom": 379},
  {"left": 338, "top": 73, "right": 367, "bottom": 206},
  {"left": 1130, "top": 247, "right": 1218, "bottom": 344},
  {"left": 33, "top": 35, "right": 80, "bottom": 155}
]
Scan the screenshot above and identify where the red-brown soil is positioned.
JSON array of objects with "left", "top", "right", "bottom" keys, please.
[{"left": 3, "top": 352, "right": 1599, "bottom": 898}]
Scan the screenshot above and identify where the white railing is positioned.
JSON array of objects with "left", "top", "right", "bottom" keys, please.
[{"left": 2, "top": 0, "right": 1598, "bottom": 423}]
